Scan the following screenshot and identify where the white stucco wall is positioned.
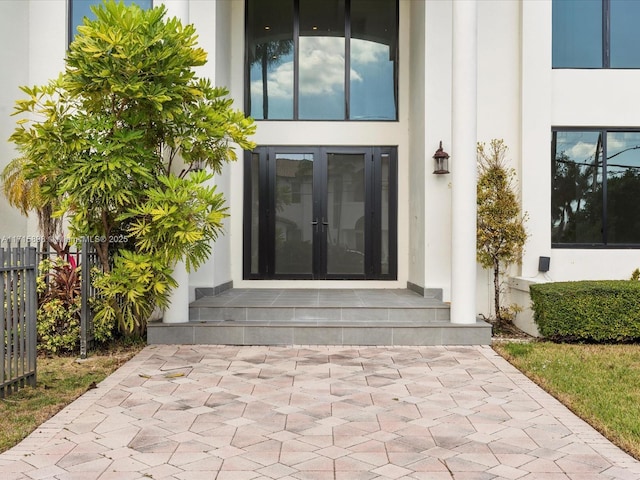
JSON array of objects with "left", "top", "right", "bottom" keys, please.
[
  {"left": 187, "top": 0, "right": 236, "bottom": 299},
  {"left": 407, "top": 0, "right": 427, "bottom": 292},
  {"left": 0, "top": 1, "right": 66, "bottom": 240},
  {"left": 422, "top": 0, "right": 454, "bottom": 301},
  {"left": 0, "top": 1, "right": 30, "bottom": 238}
]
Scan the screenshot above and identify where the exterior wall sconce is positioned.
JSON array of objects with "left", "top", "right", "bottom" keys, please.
[{"left": 432, "top": 141, "right": 450, "bottom": 175}]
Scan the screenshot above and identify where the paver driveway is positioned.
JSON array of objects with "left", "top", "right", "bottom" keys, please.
[{"left": 1, "top": 345, "right": 640, "bottom": 479}]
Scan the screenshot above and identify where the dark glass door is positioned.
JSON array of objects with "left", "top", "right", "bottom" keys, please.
[{"left": 244, "top": 146, "right": 396, "bottom": 279}]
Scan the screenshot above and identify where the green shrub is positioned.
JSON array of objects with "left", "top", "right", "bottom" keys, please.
[
  {"left": 36, "top": 258, "right": 82, "bottom": 354},
  {"left": 37, "top": 298, "right": 81, "bottom": 354},
  {"left": 530, "top": 281, "right": 640, "bottom": 342},
  {"left": 37, "top": 255, "right": 117, "bottom": 354}
]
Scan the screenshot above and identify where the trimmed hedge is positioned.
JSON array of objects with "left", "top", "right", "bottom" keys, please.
[{"left": 530, "top": 281, "right": 640, "bottom": 342}]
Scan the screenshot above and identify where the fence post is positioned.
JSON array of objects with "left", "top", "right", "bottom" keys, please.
[
  {"left": 11, "top": 243, "right": 19, "bottom": 391},
  {"left": 0, "top": 247, "right": 5, "bottom": 399},
  {"left": 26, "top": 247, "right": 37, "bottom": 386},
  {"left": 80, "top": 241, "right": 89, "bottom": 359}
]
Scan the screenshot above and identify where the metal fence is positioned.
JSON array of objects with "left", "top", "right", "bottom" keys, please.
[
  {"left": 0, "top": 239, "right": 101, "bottom": 398},
  {"left": 0, "top": 244, "right": 37, "bottom": 399},
  {"left": 79, "top": 243, "right": 100, "bottom": 358},
  {"left": 37, "top": 241, "right": 100, "bottom": 359}
]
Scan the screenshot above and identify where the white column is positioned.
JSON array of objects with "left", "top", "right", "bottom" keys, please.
[
  {"left": 160, "top": 0, "right": 190, "bottom": 324},
  {"left": 164, "top": 260, "right": 189, "bottom": 323},
  {"left": 450, "top": 0, "right": 477, "bottom": 325},
  {"left": 159, "top": 0, "right": 189, "bottom": 21}
]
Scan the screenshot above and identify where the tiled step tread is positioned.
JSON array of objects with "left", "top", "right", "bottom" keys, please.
[
  {"left": 190, "top": 306, "right": 450, "bottom": 323},
  {"left": 148, "top": 321, "right": 492, "bottom": 346}
]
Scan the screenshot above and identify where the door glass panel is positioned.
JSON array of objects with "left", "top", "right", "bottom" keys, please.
[
  {"left": 381, "top": 154, "right": 390, "bottom": 275},
  {"left": 247, "top": 0, "right": 294, "bottom": 119},
  {"left": 275, "top": 153, "right": 314, "bottom": 274},
  {"left": 299, "top": 0, "right": 345, "bottom": 119},
  {"left": 326, "top": 153, "right": 365, "bottom": 275},
  {"left": 350, "top": 0, "right": 397, "bottom": 120},
  {"left": 250, "top": 153, "right": 260, "bottom": 274}
]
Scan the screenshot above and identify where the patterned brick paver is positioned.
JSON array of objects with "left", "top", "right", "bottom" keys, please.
[{"left": 1, "top": 345, "right": 640, "bottom": 479}]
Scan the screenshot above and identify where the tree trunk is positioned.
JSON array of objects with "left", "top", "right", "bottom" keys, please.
[
  {"left": 493, "top": 258, "right": 501, "bottom": 326},
  {"left": 95, "top": 241, "right": 110, "bottom": 274}
]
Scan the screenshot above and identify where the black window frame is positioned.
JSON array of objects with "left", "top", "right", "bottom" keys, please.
[
  {"left": 243, "top": 145, "right": 398, "bottom": 279},
  {"left": 553, "top": 0, "right": 640, "bottom": 69},
  {"left": 552, "top": 127, "right": 640, "bottom": 248},
  {"left": 244, "top": 0, "right": 399, "bottom": 122}
]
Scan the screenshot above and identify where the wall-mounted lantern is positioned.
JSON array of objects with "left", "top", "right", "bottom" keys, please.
[{"left": 432, "top": 141, "right": 450, "bottom": 175}]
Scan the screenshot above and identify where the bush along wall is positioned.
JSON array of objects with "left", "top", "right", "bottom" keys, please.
[{"left": 530, "top": 281, "right": 640, "bottom": 342}]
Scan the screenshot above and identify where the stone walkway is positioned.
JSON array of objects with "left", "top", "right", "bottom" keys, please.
[{"left": 1, "top": 345, "right": 640, "bottom": 479}]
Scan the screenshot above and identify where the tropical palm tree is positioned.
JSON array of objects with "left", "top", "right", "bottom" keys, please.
[{"left": 1, "top": 156, "right": 64, "bottom": 251}]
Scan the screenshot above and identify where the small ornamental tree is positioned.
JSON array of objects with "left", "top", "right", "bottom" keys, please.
[
  {"left": 477, "top": 139, "right": 527, "bottom": 327},
  {"left": 6, "top": 0, "right": 255, "bottom": 335}
]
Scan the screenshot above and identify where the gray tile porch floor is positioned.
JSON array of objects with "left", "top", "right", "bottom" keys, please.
[{"left": 2, "top": 345, "right": 640, "bottom": 479}]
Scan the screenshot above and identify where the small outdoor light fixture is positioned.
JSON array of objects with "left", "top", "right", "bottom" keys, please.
[
  {"left": 538, "top": 256, "right": 550, "bottom": 273},
  {"left": 432, "top": 141, "right": 450, "bottom": 175}
]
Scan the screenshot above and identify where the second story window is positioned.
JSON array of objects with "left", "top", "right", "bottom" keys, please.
[
  {"left": 246, "top": 0, "right": 398, "bottom": 121},
  {"left": 553, "top": 0, "right": 640, "bottom": 68},
  {"left": 69, "top": 0, "right": 153, "bottom": 43}
]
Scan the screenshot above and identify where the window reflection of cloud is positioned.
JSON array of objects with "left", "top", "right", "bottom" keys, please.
[
  {"left": 299, "top": 37, "right": 345, "bottom": 95},
  {"left": 608, "top": 133, "right": 640, "bottom": 154},
  {"left": 351, "top": 39, "right": 389, "bottom": 65},
  {"left": 250, "top": 61, "right": 293, "bottom": 99},
  {"left": 566, "top": 141, "right": 598, "bottom": 163},
  {"left": 249, "top": 37, "right": 390, "bottom": 106}
]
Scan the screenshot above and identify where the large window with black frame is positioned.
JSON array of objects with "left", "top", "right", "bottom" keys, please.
[
  {"left": 245, "top": 0, "right": 398, "bottom": 121},
  {"left": 553, "top": 0, "right": 640, "bottom": 68},
  {"left": 552, "top": 129, "right": 640, "bottom": 246}
]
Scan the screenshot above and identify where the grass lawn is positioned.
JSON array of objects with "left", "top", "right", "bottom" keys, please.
[
  {"left": 494, "top": 342, "right": 640, "bottom": 460},
  {"left": 0, "top": 342, "right": 144, "bottom": 453}
]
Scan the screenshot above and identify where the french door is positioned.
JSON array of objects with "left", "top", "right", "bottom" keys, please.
[{"left": 244, "top": 146, "right": 397, "bottom": 279}]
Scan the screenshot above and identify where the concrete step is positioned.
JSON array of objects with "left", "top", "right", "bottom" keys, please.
[
  {"left": 189, "top": 305, "right": 451, "bottom": 323},
  {"left": 147, "top": 320, "right": 492, "bottom": 346},
  {"left": 188, "top": 288, "right": 450, "bottom": 323},
  {"left": 147, "top": 288, "right": 492, "bottom": 346}
]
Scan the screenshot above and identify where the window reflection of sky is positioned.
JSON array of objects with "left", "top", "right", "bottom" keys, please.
[
  {"left": 555, "top": 132, "right": 640, "bottom": 174},
  {"left": 557, "top": 132, "right": 600, "bottom": 166},
  {"left": 299, "top": 37, "right": 345, "bottom": 119},
  {"left": 554, "top": 131, "right": 640, "bottom": 227},
  {"left": 607, "top": 133, "right": 640, "bottom": 177},
  {"left": 350, "top": 39, "right": 395, "bottom": 120},
  {"left": 250, "top": 37, "right": 395, "bottom": 120}
]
